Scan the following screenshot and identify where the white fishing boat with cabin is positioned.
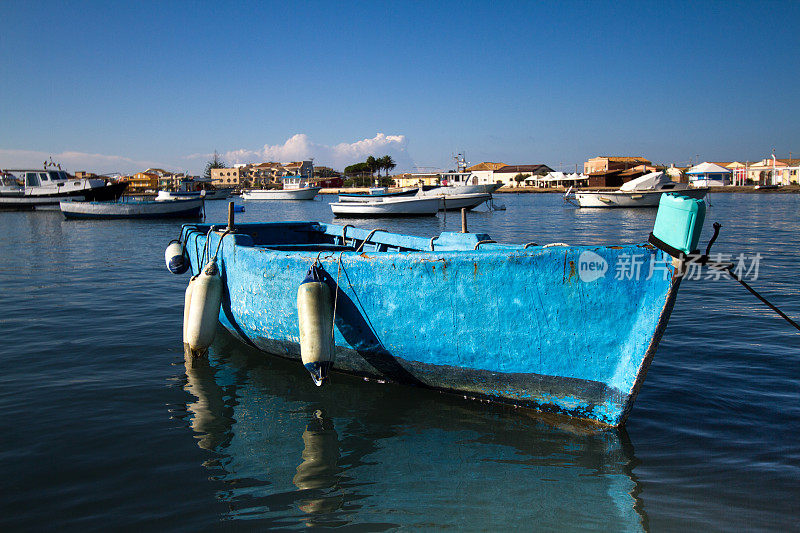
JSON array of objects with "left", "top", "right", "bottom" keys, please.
[
  {"left": 242, "top": 175, "right": 321, "bottom": 200},
  {"left": 565, "top": 171, "right": 708, "bottom": 208},
  {"left": 242, "top": 187, "right": 321, "bottom": 200},
  {"left": 156, "top": 178, "right": 232, "bottom": 201},
  {"left": 0, "top": 168, "right": 127, "bottom": 210}
]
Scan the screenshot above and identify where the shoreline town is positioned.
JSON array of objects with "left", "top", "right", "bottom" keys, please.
[{"left": 3, "top": 153, "right": 798, "bottom": 198}]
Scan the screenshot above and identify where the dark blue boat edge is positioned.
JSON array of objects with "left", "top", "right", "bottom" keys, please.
[{"left": 216, "top": 316, "right": 639, "bottom": 428}]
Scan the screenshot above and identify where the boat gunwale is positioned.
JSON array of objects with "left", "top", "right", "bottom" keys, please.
[{"left": 182, "top": 221, "right": 659, "bottom": 260}]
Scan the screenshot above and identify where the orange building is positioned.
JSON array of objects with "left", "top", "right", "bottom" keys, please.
[
  {"left": 128, "top": 172, "right": 159, "bottom": 192},
  {"left": 583, "top": 156, "right": 652, "bottom": 174}
]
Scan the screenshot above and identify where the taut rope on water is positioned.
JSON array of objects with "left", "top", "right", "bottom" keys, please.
[
  {"left": 705, "top": 260, "right": 800, "bottom": 332},
  {"left": 692, "top": 223, "right": 799, "bottom": 333}
]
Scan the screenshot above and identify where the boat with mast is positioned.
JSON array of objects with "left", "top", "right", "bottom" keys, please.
[{"left": 0, "top": 163, "right": 127, "bottom": 210}]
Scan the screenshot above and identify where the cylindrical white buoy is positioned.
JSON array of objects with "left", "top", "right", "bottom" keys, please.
[
  {"left": 185, "top": 259, "right": 223, "bottom": 357},
  {"left": 165, "top": 240, "right": 189, "bottom": 274},
  {"left": 297, "top": 265, "right": 335, "bottom": 386},
  {"left": 183, "top": 276, "right": 196, "bottom": 345}
]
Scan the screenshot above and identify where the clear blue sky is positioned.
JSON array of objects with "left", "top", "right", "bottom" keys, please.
[{"left": 2, "top": 0, "right": 798, "bottom": 174}]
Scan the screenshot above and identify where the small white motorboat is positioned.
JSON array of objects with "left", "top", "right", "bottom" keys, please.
[
  {"left": 241, "top": 187, "right": 321, "bottom": 201},
  {"left": 419, "top": 183, "right": 503, "bottom": 196},
  {"left": 156, "top": 188, "right": 231, "bottom": 201},
  {"left": 565, "top": 172, "right": 708, "bottom": 208},
  {"left": 60, "top": 198, "right": 204, "bottom": 219},
  {"left": 337, "top": 187, "right": 419, "bottom": 202},
  {"left": 330, "top": 196, "right": 440, "bottom": 217},
  {"left": 429, "top": 192, "right": 492, "bottom": 211}
]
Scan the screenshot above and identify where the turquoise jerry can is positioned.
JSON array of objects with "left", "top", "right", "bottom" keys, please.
[{"left": 651, "top": 193, "right": 706, "bottom": 255}]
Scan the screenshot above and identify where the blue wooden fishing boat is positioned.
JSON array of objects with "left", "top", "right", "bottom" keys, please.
[{"left": 171, "top": 195, "right": 706, "bottom": 427}]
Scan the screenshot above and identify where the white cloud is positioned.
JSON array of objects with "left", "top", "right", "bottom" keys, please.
[
  {"left": 0, "top": 148, "right": 174, "bottom": 175},
  {"left": 192, "top": 133, "right": 415, "bottom": 171},
  {"left": 2, "top": 133, "right": 415, "bottom": 177}
]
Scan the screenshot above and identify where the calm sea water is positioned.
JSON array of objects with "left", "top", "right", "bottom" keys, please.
[{"left": 0, "top": 193, "right": 798, "bottom": 531}]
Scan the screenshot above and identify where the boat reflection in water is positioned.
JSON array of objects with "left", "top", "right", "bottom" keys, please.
[
  {"left": 182, "top": 351, "right": 234, "bottom": 452},
  {"left": 179, "top": 331, "right": 650, "bottom": 530},
  {"left": 292, "top": 410, "right": 344, "bottom": 521}
]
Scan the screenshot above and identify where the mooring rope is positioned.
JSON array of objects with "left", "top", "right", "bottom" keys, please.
[
  {"left": 705, "top": 261, "right": 800, "bottom": 332},
  {"left": 331, "top": 251, "right": 345, "bottom": 344},
  {"left": 201, "top": 228, "right": 213, "bottom": 264},
  {"left": 211, "top": 229, "right": 232, "bottom": 262},
  {"left": 340, "top": 224, "right": 354, "bottom": 247}
]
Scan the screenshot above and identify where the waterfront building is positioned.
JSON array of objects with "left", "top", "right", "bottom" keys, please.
[
  {"left": 211, "top": 166, "right": 246, "bottom": 187},
  {"left": 211, "top": 160, "right": 314, "bottom": 188},
  {"left": 686, "top": 162, "right": 731, "bottom": 186},
  {"left": 313, "top": 166, "right": 341, "bottom": 178},
  {"left": 128, "top": 171, "right": 159, "bottom": 192},
  {"left": 74, "top": 171, "right": 98, "bottom": 179},
  {"left": 248, "top": 163, "right": 285, "bottom": 187},
  {"left": 492, "top": 164, "right": 553, "bottom": 187},
  {"left": 724, "top": 162, "right": 748, "bottom": 186},
  {"left": 666, "top": 164, "right": 688, "bottom": 182},
  {"left": 283, "top": 160, "right": 314, "bottom": 178},
  {"left": 465, "top": 162, "right": 507, "bottom": 186},
  {"left": 142, "top": 168, "right": 185, "bottom": 191},
  {"left": 584, "top": 156, "right": 651, "bottom": 174},
  {"left": 588, "top": 164, "right": 657, "bottom": 188},
  {"left": 459, "top": 162, "right": 554, "bottom": 187},
  {"left": 531, "top": 172, "right": 589, "bottom": 188},
  {"left": 393, "top": 173, "right": 441, "bottom": 188},
  {"left": 465, "top": 162, "right": 506, "bottom": 172},
  {"left": 743, "top": 158, "right": 800, "bottom": 186},
  {"left": 584, "top": 156, "right": 654, "bottom": 188},
  {"left": 310, "top": 176, "right": 344, "bottom": 188}
]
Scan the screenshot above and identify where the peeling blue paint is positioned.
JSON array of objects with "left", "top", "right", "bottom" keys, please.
[{"left": 179, "top": 222, "right": 680, "bottom": 427}]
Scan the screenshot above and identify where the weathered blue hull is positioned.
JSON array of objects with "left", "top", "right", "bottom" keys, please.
[{"left": 181, "top": 222, "right": 680, "bottom": 427}]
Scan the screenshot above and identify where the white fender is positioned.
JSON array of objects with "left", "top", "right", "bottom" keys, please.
[
  {"left": 297, "top": 265, "right": 334, "bottom": 386},
  {"left": 185, "top": 260, "right": 223, "bottom": 356},
  {"left": 182, "top": 276, "right": 196, "bottom": 344},
  {"left": 165, "top": 240, "right": 189, "bottom": 274}
]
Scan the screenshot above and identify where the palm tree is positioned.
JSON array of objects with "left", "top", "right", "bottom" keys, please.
[
  {"left": 381, "top": 155, "right": 396, "bottom": 177},
  {"left": 366, "top": 156, "right": 378, "bottom": 176}
]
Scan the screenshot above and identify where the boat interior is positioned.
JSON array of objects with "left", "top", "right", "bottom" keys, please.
[{"left": 182, "top": 221, "right": 520, "bottom": 254}]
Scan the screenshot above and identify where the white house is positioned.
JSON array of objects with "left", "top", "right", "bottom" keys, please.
[{"left": 686, "top": 162, "right": 731, "bottom": 187}]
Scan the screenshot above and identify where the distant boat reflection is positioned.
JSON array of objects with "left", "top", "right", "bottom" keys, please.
[{"left": 178, "top": 330, "right": 649, "bottom": 530}]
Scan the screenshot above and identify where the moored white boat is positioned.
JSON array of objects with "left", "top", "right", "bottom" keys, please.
[
  {"left": 0, "top": 168, "right": 127, "bottom": 210},
  {"left": 60, "top": 198, "right": 204, "bottom": 219},
  {"left": 242, "top": 187, "right": 321, "bottom": 200},
  {"left": 156, "top": 189, "right": 231, "bottom": 201},
  {"left": 566, "top": 172, "right": 708, "bottom": 208},
  {"left": 420, "top": 183, "right": 502, "bottom": 196},
  {"left": 337, "top": 188, "right": 419, "bottom": 202},
  {"left": 330, "top": 196, "right": 439, "bottom": 217},
  {"left": 430, "top": 192, "right": 492, "bottom": 211}
]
